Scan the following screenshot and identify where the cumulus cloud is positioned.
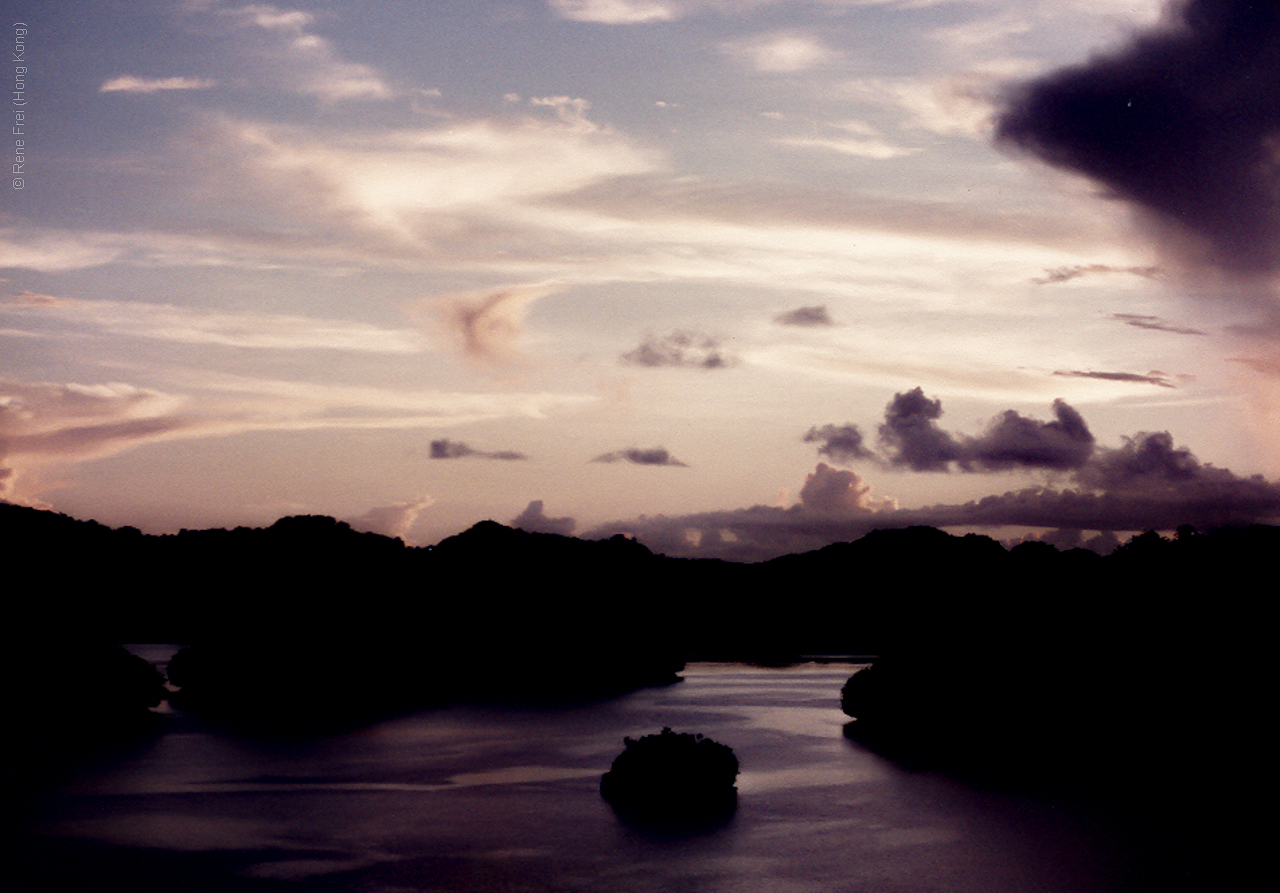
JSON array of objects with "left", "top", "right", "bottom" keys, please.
[
  {"left": 775, "top": 305, "right": 834, "bottom": 326},
  {"left": 877, "top": 387, "right": 964, "bottom": 471},
  {"left": 996, "top": 0, "right": 1280, "bottom": 276},
  {"left": 510, "top": 499, "right": 577, "bottom": 536},
  {"left": 592, "top": 447, "right": 688, "bottom": 466},
  {"left": 100, "top": 76, "right": 217, "bottom": 93},
  {"left": 429, "top": 438, "right": 528, "bottom": 461},
  {"left": 347, "top": 495, "right": 434, "bottom": 541},
  {"left": 966, "top": 399, "right": 1095, "bottom": 471},
  {"left": 1077, "top": 430, "right": 1202, "bottom": 491},
  {"left": 799, "top": 462, "right": 884, "bottom": 512},
  {"left": 592, "top": 431, "right": 1280, "bottom": 561},
  {"left": 870, "top": 387, "right": 1095, "bottom": 472},
  {"left": 621, "top": 330, "right": 737, "bottom": 369},
  {"left": 802, "top": 423, "right": 872, "bottom": 464},
  {"left": 593, "top": 387, "right": 1280, "bottom": 560}
]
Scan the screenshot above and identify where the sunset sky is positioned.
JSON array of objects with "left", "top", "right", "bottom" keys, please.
[{"left": 6, "top": 0, "right": 1280, "bottom": 559}]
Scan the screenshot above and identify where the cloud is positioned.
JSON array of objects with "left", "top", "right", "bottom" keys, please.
[
  {"left": 100, "top": 76, "right": 217, "bottom": 93},
  {"left": 995, "top": 0, "right": 1280, "bottom": 276},
  {"left": 591, "top": 433, "right": 1280, "bottom": 561},
  {"left": 1076, "top": 430, "right": 1203, "bottom": 491},
  {"left": 877, "top": 386, "right": 964, "bottom": 471},
  {"left": 6, "top": 296, "right": 429, "bottom": 353},
  {"left": 775, "top": 119, "right": 920, "bottom": 160},
  {"left": 1052, "top": 369, "right": 1177, "bottom": 388},
  {"left": 836, "top": 74, "right": 1004, "bottom": 140},
  {"left": 0, "top": 373, "right": 587, "bottom": 504},
  {"left": 219, "top": 1, "right": 392, "bottom": 101},
  {"left": 965, "top": 399, "right": 1095, "bottom": 471},
  {"left": 823, "top": 387, "right": 1096, "bottom": 472},
  {"left": 424, "top": 282, "right": 563, "bottom": 366},
  {"left": 529, "top": 95, "right": 598, "bottom": 132},
  {"left": 876, "top": 388, "right": 1097, "bottom": 472},
  {"left": 1032, "top": 263, "right": 1162, "bottom": 284},
  {"left": 510, "top": 499, "right": 577, "bottom": 536},
  {"left": 1112, "top": 313, "right": 1209, "bottom": 336},
  {"left": 799, "top": 462, "right": 885, "bottom": 512},
  {"left": 0, "top": 379, "right": 199, "bottom": 503},
  {"left": 721, "top": 30, "right": 836, "bottom": 72},
  {"left": 592, "top": 447, "right": 688, "bottom": 466},
  {"left": 220, "top": 115, "right": 656, "bottom": 246},
  {"left": 621, "top": 330, "right": 737, "bottom": 368},
  {"left": 347, "top": 495, "right": 434, "bottom": 541},
  {"left": 547, "top": 0, "right": 681, "bottom": 23},
  {"left": 802, "top": 423, "right": 872, "bottom": 464},
  {"left": 428, "top": 438, "right": 528, "bottom": 460},
  {"left": 775, "top": 305, "right": 834, "bottom": 326}
]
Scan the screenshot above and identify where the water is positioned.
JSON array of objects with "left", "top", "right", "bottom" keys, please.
[{"left": 4, "top": 662, "right": 1245, "bottom": 892}]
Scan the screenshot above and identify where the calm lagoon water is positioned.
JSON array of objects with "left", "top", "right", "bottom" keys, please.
[{"left": 6, "top": 661, "right": 1248, "bottom": 892}]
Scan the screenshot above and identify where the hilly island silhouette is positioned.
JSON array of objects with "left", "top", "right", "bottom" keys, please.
[{"left": 2, "top": 499, "right": 1276, "bottom": 794}]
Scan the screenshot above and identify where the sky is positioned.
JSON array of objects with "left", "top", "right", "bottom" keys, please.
[{"left": 6, "top": 0, "right": 1280, "bottom": 559}]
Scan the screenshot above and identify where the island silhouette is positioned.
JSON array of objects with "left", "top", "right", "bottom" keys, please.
[{"left": 2, "top": 499, "right": 1276, "bottom": 796}]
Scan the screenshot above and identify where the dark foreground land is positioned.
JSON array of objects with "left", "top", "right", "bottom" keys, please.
[{"left": 2, "top": 500, "right": 1277, "bottom": 794}]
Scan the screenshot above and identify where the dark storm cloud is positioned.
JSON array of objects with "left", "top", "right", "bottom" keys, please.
[
  {"left": 510, "top": 499, "right": 577, "bottom": 536},
  {"left": 966, "top": 399, "right": 1096, "bottom": 471},
  {"left": 594, "top": 389, "right": 1280, "bottom": 561},
  {"left": 775, "top": 305, "right": 834, "bottom": 326},
  {"left": 877, "top": 387, "right": 964, "bottom": 471},
  {"left": 429, "top": 438, "right": 527, "bottom": 461},
  {"left": 825, "top": 388, "right": 1095, "bottom": 472},
  {"left": 592, "top": 447, "right": 688, "bottom": 466},
  {"left": 1112, "top": 313, "right": 1208, "bottom": 336},
  {"left": 802, "top": 423, "right": 872, "bottom": 464},
  {"left": 996, "top": 0, "right": 1280, "bottom": 275},
  {"left": 1076, "top": 430, "right": 1202, "bottom": 490},
  {"left": 621, "top": 330, "right": 737, "bottom": 369},
  {"left": 1053, "top": 369, "right": 1177, "bottom": 388}
]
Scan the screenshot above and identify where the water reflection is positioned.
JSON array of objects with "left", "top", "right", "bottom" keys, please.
[{"left": 8, "top": 662, "right": 1195, "bottom": 892}]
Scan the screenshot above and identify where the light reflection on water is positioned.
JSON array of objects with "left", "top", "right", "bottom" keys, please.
[{"left": 19, "top": 662, "right": 1121, "bottom": 892}]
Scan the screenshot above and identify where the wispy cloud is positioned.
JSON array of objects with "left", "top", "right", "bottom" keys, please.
[
  {"left": 1052, "top": 369, "right": 1177, "bottom": 389},
  {"left": 100, "top": 76, "right": 217, "bottom": 94},
  {"left": 346, "top": 495, "right": 435, "bottom": 540},
  {"left": 1032, "top": 264, "right": 1162, "bottom": 284},
  {"left": 721, "top": 30, "right": 836, "bottom": 72},
  {"left": 0, "top": 373, "right": 591, "bottom": 504},
  {"left": 621, "top": 330, "right": 737, "bottom": 369},
  {"left": 547, "top": 0, "right": 681, "bottom": 23},
  {"left": 429, "top": 438, "right": 528, "bottom": 461},
  {"left": 217, "top": 1, "right": 392, "bottom": 101},
  {"left": 775, "top": 305, "right": 834, "bottom": 326},
  {"left": 4, "top": 296, "right": 429, "bottom": 354},
  {"left": 1112, "top": 313, "right": 1208, "bottom": 336},
  {"left": 592, "top": 447, "right": 688, "bottom": 466},
  {"left": 776, "top": 120, "right": 919, "bottom": 159},
  {"left": 416, "top": 282, "right": 564, "bottom": 367}
]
